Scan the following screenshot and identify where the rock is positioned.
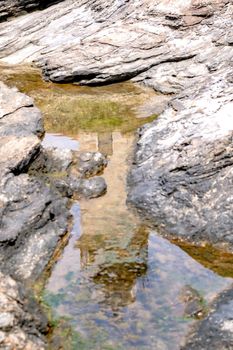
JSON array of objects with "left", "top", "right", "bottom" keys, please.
[
  {"left": 47, "top": 147, "right": 73, "bottom": 172},
  {"left": 0, "top": 82, "right": 69, "bottom": 282},
  {"left": 182, "top": 287, "right": 233, "bottom": 350},
  {"left": 79, "top": 177, "right": 107, "bottom": 198},
  {"left": 0, "top": 0, "right": 64, "bottom": 21},
  {"left": 77, "top": 151, "right": 108, "bottom": 178},
  {"left": 0, "top": 0, "right": 229, "bottom": 84},
  {"left": 0, "top": 174, "right": 69, "bottom": 281},
  {"left": 69, "top": 176, "right": 107, "bottom": 199},
  {"left": 0, "top": 272, "right": 46, "bottom": 350},
  {"left": 180, "top": 285, "right": 207, "bottom": 319},
  {"left": 52, "top": 177, "right": 74, "bottom": 198},
  {"left": 0, "top": 82, "right": 44, "bottom": 138},
  {"left": 128, "top": 60, "right": 233, "bottom": 248}
]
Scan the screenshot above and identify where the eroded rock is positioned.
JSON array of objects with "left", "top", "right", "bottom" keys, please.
[
  {"left": 0, "top": 83, "right": 69, "bottom": 282},
  {"left": 0, "top": 272, "right": 46, "bottom": 350},
  {"left": 0, "top": 0, "right": 64, "bottom": 21},
  {"left": 0, "top": 0, "right": 230, "bottom": 85}
]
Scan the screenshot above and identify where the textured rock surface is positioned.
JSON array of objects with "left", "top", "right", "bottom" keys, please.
[
  {"left": 182, "top": 287, "right": 233, "bottom": 350},
  {"left": 0, "top": 272, "right": 46, "bottom": 350},
  {"left": 128, "top": 64, "right": 233, "bottom": 247},
  {"left": 0, "top": 0, "right": 64, "bottom": 21},
  {"left": 77, "top": 151, "right": 108, "bottom": 178},
  {"left": 0, "top": 82, "right": 69, "bottom": 282},
  {"left": 0, "top": 0, "right": 231, "bottom": 85},
  {"left": 126, "top": 2, "right": 233, "bottom": 248}
]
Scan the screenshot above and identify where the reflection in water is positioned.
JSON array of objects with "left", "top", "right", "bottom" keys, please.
[
  {"left": 45, "top": 132, "right": 233, "bottom": 350},
  {"left": 2, "top": 65, "right": 232, "bottom": 349},
  {"left": 78, "top": 225, "right": 149, "bottom": 310}
]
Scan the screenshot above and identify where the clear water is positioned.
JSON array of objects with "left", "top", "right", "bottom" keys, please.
[
  {"left": 1, "top": 64, "right": 233, "bottom": 350},
  {"left": 43, "top": 131, "right": 233, "bottom": 350}
]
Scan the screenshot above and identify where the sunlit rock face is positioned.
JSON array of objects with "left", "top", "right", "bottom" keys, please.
[
  {"left": 0, "top": 0, "right": 231, "bottom": 84},
  {"left": 128, "top": 63, "right": 233, "bottom": 247}
]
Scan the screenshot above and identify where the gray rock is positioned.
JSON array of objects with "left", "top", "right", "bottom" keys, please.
[
  {"left": 128, "top": 65, "right": 233, "bottom": 247},
  {"left": 68, "top": 175, "right": 107, "bottom": 199},
  {"left": 47, "top": 147, "right": 73, "bottom": 172},
  {"left": 0, "top": 83, "right": 69, "bottom": 282},
  {"left": 0, "top": 82, "right": 44, "bottom": 138},
  {"left": 0, "top": 0, "right": 229, "bottom": 85},
  {"left": 0, "top": 272, "right": 46, "bottom": 350},
  {"left": 182, "top": 287, "right": 233, "bottom": 350},
  {"left": 79, "top": 177, "right": 107, "bottom": 198},
  {"left": 77, "top": 151, "right": 108, "bottom": 178},
  {"left": 0, "top": 174, "right": 69, "bottom": 281}
]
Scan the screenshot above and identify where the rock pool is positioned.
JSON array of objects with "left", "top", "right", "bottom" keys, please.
[{"left": 1, "top": 64, "right": 233, "bottom": 350}]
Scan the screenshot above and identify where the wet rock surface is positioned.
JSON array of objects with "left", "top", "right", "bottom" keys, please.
[
  {"left": 77, "top": 151, "right": 108, "bottom": 178},
  {"left": 182, "top": 287, "right": 233, "bottom": 350},
  {"left": 29, "top": 148, "right": 108, "bottom": 199}
]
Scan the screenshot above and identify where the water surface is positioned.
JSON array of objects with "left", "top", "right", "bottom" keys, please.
[
  {"left": 44, "top": 132, "right": 233, "bottom": 350},
  {"left": 1, "top": 64, "right": 233, "bottom": 350}
]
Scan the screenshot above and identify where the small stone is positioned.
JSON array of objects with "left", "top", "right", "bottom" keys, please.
[
  {"left": 79, "top": 177, "right": 107, "bottom": 198},
  {"left": 77, "top": 152, "right": 107, "bottom": 178},
  {"left": 0, "top": 312, "right": 14, "bottom": 329}
]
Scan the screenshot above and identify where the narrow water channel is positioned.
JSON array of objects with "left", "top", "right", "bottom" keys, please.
[{"left": 2, "top": 64, "right": 233, "bottom": 350}]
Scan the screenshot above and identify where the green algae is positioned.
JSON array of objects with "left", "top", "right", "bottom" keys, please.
[
  {"left": 0, "top": 64, "right": 157, "bottom": 135},
  {"left": 175, "top": 241, "right": 233, "bottom": 278}
]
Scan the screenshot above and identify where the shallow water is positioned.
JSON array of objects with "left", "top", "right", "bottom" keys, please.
[
  {"left": 43, "top": 132, "right": 233, "bottom": 350},
  {"left": 2, "top": 64, "right": 233, "bottom": 350}
]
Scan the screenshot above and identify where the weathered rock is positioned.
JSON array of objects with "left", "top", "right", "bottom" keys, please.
[
  {"left": 182, "top": 287, "right": 233, "bottom": 350},
  {"left": 0, "top": 272, "right": 46, "bottom": 350},
  {"left": 128, "top": 59, "right": 233, "bottom": 248},
  {"left": 0, "top": 82, "right": 44, "bottom": 138},
  {"left": 0, "top": 83, "right": 69, "bottom": 282},
  {"left": 0, "top": 174, "right": 69, "bottom": 281},
  {"left": 0, "top": 0, "right": 230, "bottom": 85},
  {"left": 77, "top": 151, "right": 107, "bottom": 178},
  {"left": 78, "top": 177, "right": 107, "bottom": 198},
  {"left": 0, "top": 0, "right": 64, "bottom": 21}
]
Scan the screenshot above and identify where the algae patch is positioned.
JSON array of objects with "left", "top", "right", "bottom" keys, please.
[{"left": 0, "top": 64, "right": 158, "bottom": 135}]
